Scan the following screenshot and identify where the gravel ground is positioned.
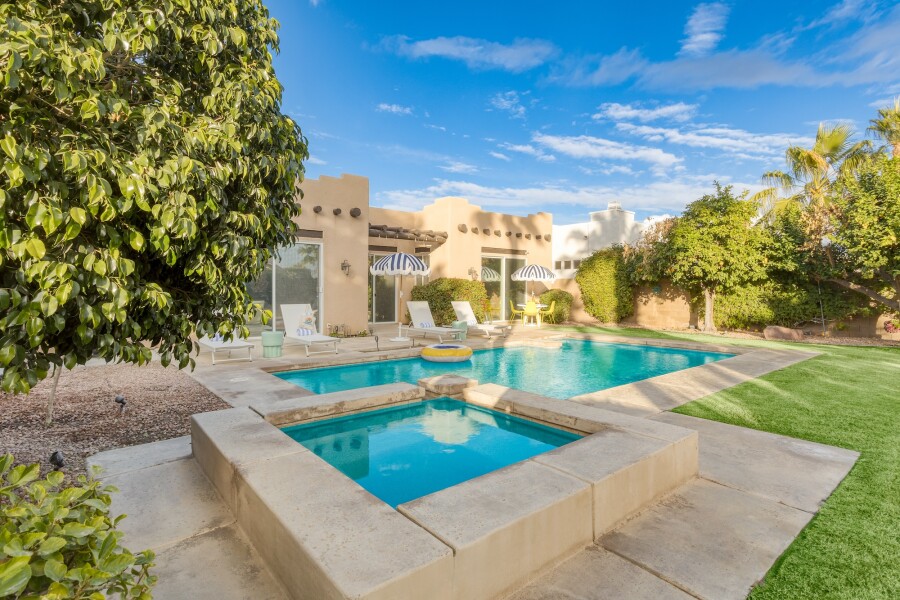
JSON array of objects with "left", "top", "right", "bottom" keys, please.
[{"left": 0, "top": 362, "right": 229, "bottom": 478}]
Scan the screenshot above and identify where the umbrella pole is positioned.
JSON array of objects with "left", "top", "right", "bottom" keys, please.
[{"left": 391, "top": 274, "right": 410, "bottom": 342}]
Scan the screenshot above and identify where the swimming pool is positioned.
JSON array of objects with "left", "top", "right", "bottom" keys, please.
[
  {"left": 275, "top": 339, "right": 734, "bottom": 398},
  {"left": 281, "top": 398, "right": 581, "bottom": 507}
]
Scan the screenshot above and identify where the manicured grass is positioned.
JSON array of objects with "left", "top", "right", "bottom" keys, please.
[{"left": 558, "top": 325, "right": 900, "bottom": 600}]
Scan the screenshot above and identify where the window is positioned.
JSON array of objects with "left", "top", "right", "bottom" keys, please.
[
  {"left": 554, "top": 260, "right": 562, "bottom": 269},
  {"left": 563, "top": 260, "right": 571, "bottom": 269},
  {"left": 573, "top": 260, "right": 581, "bottom": 268}
]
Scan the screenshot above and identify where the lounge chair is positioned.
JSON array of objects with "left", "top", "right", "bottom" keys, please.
[
  {"left": 197, "top": 333, "right": 254, "bottom": 365},
  {"left": 404, "top": 301, "right": 462, "bottom": 342},
  {"left": 281, "top": 304, "right": 340, "bottom": 356},
  {"left": 451, "top": 301, "right": 505, "bottom": 339}
]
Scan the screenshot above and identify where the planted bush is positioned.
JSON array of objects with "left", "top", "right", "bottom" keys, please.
[
  {"left": 409, "top": 278, "right": 488, "bottom": 325},
  {"left": 0, "top": 454, "right": 155, "bottom": 598},
  {"left": 538, "top": 289, "right": 574, "bottom": 324},
  {"left": 575, "top": 248, "right": 633, "bottom": 323}
]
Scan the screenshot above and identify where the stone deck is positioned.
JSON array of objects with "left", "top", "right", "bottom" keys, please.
[{"left": 88, "top": 328, "right": 857, "bottom": 599}]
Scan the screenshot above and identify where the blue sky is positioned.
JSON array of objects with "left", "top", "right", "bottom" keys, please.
[{"left": 265, "top": 0, "right": 900, "bottom": 224}]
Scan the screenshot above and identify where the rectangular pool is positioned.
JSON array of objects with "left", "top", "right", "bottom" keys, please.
[
  {"left": 275, "top": 339, "right": 734, "bottom": 398},
  {"left": 281, "top": 398, "right": 581, "bottom": 507}
]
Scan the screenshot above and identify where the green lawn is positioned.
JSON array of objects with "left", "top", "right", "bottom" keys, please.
[{"left": 560, "top": 326, "right": 900, "bottom": 599}]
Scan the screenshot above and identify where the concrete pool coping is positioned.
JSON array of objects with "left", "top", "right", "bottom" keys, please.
[{"left": 191, "top": 382, "right": 699, "bottom": 600}]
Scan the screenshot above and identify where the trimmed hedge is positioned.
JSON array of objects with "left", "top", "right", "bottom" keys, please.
[
  {"left": 409, "top": 278, "right": 488, "bottom": 325},
  {"left": 539, "top": 289, "right": 574, "bottom": 323},
  {"left": 575, "top": 248, "right": 634, "bottom": 323},
  {"left": 713, "top": 280, "right": 873, "bottom": 330}
]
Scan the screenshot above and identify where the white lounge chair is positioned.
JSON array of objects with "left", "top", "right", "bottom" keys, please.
[
  {"left": 404, "top": 301, "right": 462, "bottom": 342},
  {"left": 451, "top": 301, "right": 506, "bottom": 339},
  {"left": 281, "top": 304, "right": 340, "bottom": 356},
  {"left": 197, "top": 333, "right": 254, "bottom": 365}
]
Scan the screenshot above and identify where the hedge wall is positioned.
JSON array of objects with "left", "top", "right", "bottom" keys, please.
[
  {"left": 409, "top": 278, "right": 488, "bottom": 325},
  {"left": 575, "top": 248, "right": 633, "bottom": 323},
  {"left": 713, "top": 280, "right": 873, "bottom": 330},
  {"left": 538, "top": 289, "right": 574, "bottom": 324}
]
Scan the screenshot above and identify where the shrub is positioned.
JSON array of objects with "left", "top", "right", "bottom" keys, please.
[
  {"left": 713, "top": 280, "right": 873, "bottom": 330},
  {"left": 538, "top": 289, "right": 574, "bottom": 324},
  {"left": 575, "top": 248, "right": 633, "bottom": 323},
  {"left": 410, "top": 278, "right": 488, "bottom": 325},
  {"left": 0, "top": 454, "right": 155, "bottom": 598}
]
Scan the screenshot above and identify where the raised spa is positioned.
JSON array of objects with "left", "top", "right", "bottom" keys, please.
[
  {"left": 276, "top": 339, "right": 734, "bottom": 397},
  {"left": 281, "top": 398, "right": 581, "bottom": 506}
]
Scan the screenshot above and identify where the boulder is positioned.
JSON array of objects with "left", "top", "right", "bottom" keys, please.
[{"left": 763, "top": 325, "right": 804, "bottom": 341}]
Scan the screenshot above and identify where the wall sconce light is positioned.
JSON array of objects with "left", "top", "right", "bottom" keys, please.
[
  {"left": 467, "top": 267, "right": 479, "bottom": 280},
  {"left": 341, "top": 259, "right": 351, "bottom": 276}
]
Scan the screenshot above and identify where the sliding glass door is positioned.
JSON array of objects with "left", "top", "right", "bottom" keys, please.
[
  {"left": 247, "top": 241, "right": 322, "bottom": 334},
  {"left": 368, "top": 254, "right": 397, "bottom": 323},
  {"left": 481, "top": 256, "right": 527, "bottom": 321}
]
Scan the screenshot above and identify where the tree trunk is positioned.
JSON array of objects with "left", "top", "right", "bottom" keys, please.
[
  {"left": 703, "top": 288, "right": 716, "bottom": 332},
  {"left": 46, "top": 365, "right": 62, "bottom": 426}
]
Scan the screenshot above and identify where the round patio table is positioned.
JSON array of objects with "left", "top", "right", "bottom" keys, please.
[{"left": 517, "top": 303, "right": 548, "bottom": 327}]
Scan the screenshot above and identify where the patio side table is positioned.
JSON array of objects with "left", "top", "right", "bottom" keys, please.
[{"left": 261, "top": 330, "right": 285, "bottom": 358}]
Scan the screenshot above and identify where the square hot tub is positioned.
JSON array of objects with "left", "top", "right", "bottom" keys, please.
[{"left": 191, "top": 382, "right": 698, "bottom": 600}]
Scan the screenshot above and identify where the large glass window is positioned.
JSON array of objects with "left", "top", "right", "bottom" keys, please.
[{"left": 247, "top": 242, "right": 322, "bottom": 334}]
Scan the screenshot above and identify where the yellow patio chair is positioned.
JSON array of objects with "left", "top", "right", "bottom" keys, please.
[
  {"left": 523, "top": 301, "right": 539, "bottom": 326},
  {"left": 509, "top": 300, "right": 525, "bottom": 322},
  {"left": 539, "top": 301, "right": 557, "bottom": 324}
]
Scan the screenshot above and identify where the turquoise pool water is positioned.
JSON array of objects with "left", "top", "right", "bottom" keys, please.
[
  {"left": 281, "top": 398, "right": 580, "bottom": 507},
  {"left": 275, "top": 339, "right": 733, "bottom": 398}
]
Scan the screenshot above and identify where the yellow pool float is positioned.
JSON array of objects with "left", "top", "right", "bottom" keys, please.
[{"left": 421, "top": 344, "right": 473, "bottom": 363}]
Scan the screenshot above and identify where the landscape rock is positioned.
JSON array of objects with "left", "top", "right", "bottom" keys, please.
[{"left": 763, "top": 325, "right": 804, "bottom": 341}]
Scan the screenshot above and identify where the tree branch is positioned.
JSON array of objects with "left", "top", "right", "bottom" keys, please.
[{"left": 827, "top": 277, "right": 900, "bottom": 311}]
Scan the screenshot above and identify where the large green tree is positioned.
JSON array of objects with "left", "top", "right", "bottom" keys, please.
[
  {"left": 666, "top": 184, "right": 768, "bottom": 331},
  {"left": 0, "top": 1, "right": 307, "bottom": 397},
  {"left": 822, "top": 154, "right": 900, "bottom": 314}
]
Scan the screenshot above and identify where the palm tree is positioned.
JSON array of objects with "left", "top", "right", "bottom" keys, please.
[
  {"left": 752, "top": 123, "right": 871, "bottom": 214},
  {"left": 868, "top": 97, "right": 900, "bottom": 158}
]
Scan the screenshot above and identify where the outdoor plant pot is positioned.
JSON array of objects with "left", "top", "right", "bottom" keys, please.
[{"left": 261, "top": 330, "right": 285, "bottom": 358}]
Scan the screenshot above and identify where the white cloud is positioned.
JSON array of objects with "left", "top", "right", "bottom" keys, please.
[
  {"left": 593, "top": 102, "right": 698, "bottom": 122},
  {"left": 375, "top": 176, "right": 762, "bottom": 220},
  {"left": 376, "top": 103, "right": 413, "bottom": 115},
  {"left": 805, "top": 0, "right": 878, "bottom": 30},
  {"left": 489, "top": 151, "right": 511, "bottom": 161},
  {"left": 306, "top": 156, "right": 327, "bottom": 165},
  {"left": 680, "top": 3, "right": 730, "bottom": 57},
  {"left": 578, "top": 165, "right": 638, "bottom": 176},
  {"left": 309, "top": 0, "right": 320, "bottom": 6},
  {"left": 532, "top": 133, "right": 681, "bottom": 171},
  {"left": 550, "top": 47, "right": 647, "bottom": 87},
  {"left": 382, "top": 35, "right": 557, "bottom": 72},
  {"left": 615, "top": 122, "right": 814, "bottom": 157},
  {"left": 499, "top": 142, "right": 556, "bottom": 162},
  {"left": 425, "top": 123, "right": 447, "bottom": 131},
  {"left": 438, "top": 161, "right": 478, "bottom": 174},
  {"left": 490, "top": 91, "right": 526, "bottom": 119}
]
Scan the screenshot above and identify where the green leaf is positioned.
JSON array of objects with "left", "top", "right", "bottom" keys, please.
[
  {"left": 25, "top": 238, "right": 46, "bottom": 259},
  {"left": 43, "top": 558, "right": 67, "bottom": 582},
  {"left": 61, "top": 523, "right": 95, "bottom": 538},
  {"left": 69, "top": 207, "right": 87, "bottom": 225},
  {"left": 0, "top": 556, "right": 32, "bottom": 597},
  {"left": 38, "top": 537, "right": 68, "bottom": 557},
  {"left": 0, "top": 135, "right": 17, "bottom": 159}
]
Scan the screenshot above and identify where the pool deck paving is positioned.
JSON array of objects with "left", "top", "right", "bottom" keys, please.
[{"left": 89, "top": 327, "right": 858, "bottom": 600}]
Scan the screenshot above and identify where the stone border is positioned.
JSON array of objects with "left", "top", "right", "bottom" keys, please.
[{"left": 191, "top": 382, "right": 699, "bottom": 600}]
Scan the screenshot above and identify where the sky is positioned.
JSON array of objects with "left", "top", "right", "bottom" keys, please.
[{"left": 264, "top": 0, "right": 900, "bottom": 224}]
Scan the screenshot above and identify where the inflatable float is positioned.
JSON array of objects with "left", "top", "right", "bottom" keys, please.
[{"left": 420, "top": 343, "right": 473, "bottom": 363}]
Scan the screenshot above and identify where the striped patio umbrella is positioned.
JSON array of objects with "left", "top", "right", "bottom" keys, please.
[
  {"left": 369, "top": 252, "right": 431, "bottom": 276},
  {"left": 370, "top": 252, "right": 430, "bottom": 341},
  {"left": 511, "top": 264, "right": 556, "bottom": 299},
  {"left": 480, "top": 266, "right": 501, "bottom": 282}
]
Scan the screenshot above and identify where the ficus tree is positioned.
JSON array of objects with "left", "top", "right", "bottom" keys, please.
[
  {"left": 0, "top": 1, "right": 308, "bottom": 407},
  {"left": 666, "top": 184, "right": 768, "bottom": 331}
]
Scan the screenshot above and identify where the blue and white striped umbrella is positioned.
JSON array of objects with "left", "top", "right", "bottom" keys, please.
[
  {"left": 481, "top": 266, "right": 501, "bottom": 282},
  {"left": 511, "top": 264, "right": 556, "bottom": 283},
  {"left": 369, "top": 252, "right": 431, "bottom": 276}
]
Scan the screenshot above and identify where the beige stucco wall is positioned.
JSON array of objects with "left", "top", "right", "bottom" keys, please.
[{"left": 295, "top": 174, "right": 371, "bottom": 333}]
